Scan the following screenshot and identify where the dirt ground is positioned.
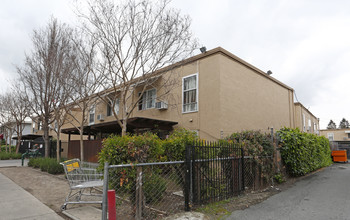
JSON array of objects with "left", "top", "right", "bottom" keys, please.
[{"left": 0, "top": 166, "right": 304, "bottom": 220}]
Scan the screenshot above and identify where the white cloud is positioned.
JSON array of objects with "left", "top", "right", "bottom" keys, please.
[{"left": 2, "top": 0, "right": 350, "bottom": 129}]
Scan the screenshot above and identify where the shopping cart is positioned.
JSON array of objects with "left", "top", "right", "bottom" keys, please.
[{"left": 60, "top": 159, "right": 103, "bottom": 210}]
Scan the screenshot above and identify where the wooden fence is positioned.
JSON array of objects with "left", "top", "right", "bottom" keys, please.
[{"left": 68, "top": 140, "right": 103, "bottom": 162}]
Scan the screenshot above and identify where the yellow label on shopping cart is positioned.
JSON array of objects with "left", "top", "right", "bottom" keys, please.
[{"left": 66, "top": 162, "right": 80, "bottom": 172}]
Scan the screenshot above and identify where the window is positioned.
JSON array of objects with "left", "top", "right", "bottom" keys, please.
[
  {"left": 107, "top": 99, "right": 119, "bottom": 116},
  {"left": 138, "top": 89, "right": 156, "bottom": 110},
  {"left": 328, "top": 133, "right": 334, "bottom": 141},
  {"left": 89, "top": 106, "right": 95, "bottom": 125},
  {"left": 38, "top": 121, "right": 42, "bottom": 130},
  {"left": 314, "top": 123, "right": 317, "bottom": 133},
  {"left": 32, "top": 121, "right": 36, "bottom": 133},
  {"left": 183, "top": 73, "right": 198, "bottom": 113},
  {"left": 308, "top": 119, "right": 311, "bottom": 131},
  {"left": 302, "top": 113, "right": 306, "bottom": 132}
]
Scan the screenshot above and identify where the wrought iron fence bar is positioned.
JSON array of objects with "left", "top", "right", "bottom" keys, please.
[{"left": 108, "top": 160, "right": 185, "bottom": 168}]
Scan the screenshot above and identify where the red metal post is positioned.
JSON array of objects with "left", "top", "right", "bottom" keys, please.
[{"left": 108, "top": 190, "right": 116, "bottom": 220}]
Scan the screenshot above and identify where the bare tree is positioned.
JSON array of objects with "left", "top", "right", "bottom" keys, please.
[
  {"left": 0, "top": 88, "right": 31, "bottom": 153},
  {"left": 0, "top": 117, "right": 15, "bottom": 153},
  {"left": 64, "top": 34, "right": 101, "bottom": 162},
  {"left": 79, "top": 0, "right": 198, "bottom": 135},
  {"left": 17, "top": 18, "right": 79, "bottom": 157}
]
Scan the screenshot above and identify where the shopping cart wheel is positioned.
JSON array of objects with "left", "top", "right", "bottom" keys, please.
[{"left": 61, "top": 205, "right": 67, "bottom": 211}]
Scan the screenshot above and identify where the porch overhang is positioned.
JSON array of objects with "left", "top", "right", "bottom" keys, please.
[
  {"left": 61, "top": 117, "right": 178, "bottom": 135},
  {"left": 12, "top": 134, "right": 53, "bottom": 140}
]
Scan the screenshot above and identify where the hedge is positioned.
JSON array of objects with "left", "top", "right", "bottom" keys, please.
[
  {"left": 0, "top": 151, "right": 22, "bottom": 160},
  {"left": 277, "top": 127, "right": 332, "bottom": 176},
  {"left": 28, "top": 157, "right": 64, "bottom": 174}
]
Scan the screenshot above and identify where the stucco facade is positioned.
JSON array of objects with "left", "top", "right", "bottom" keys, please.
[
  {"left": 59, "top": 47, "right": 318, "bottom": 141},
  {"left": 320, "top": 129, "right": 350, "bottom": 142},
  {"left": 294, "top": 102, "right": 320, "bottom": 134}
]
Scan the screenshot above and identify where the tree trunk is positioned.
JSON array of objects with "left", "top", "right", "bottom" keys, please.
[
  {"left": 79, "top": 124, "right": 84, "bottom": 162},
  {"left": 43, "top": 122, "right": 50, "bottom": 158},
  {"left": 56, "top": 132, "right": 61, "bottom": 162},
  {"left": 16, "top": 136, "right": 21, "bottom": 154},
  {"left": 122, "top": 120, "right": 127, "bottom": 136},
  {"left": 9, "top": 130, "right": 13, "bottom": 153}
]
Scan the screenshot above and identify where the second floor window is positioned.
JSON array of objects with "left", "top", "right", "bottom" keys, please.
[
  {"left": 183, "top": 74, "right": 198, "bottom": 113},
  {"left": 89, "top": 106, "right": 95, "bottom": 125},
  {"left": 107, "top": 99, "right": 120, "bottom": 116},
  {"left": 308, "top": 119, "right": 311, "bottom": 131},
  {"left": 138, "top": 89, "right": 156, "bottom": 110}
]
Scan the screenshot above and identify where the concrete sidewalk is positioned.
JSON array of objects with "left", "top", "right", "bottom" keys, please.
[
  {"left": 0, "top": 159, "right": 29, "bottom": 167},
  {"left": 0, "top": 173, "right": 64, "bottom": 220}
]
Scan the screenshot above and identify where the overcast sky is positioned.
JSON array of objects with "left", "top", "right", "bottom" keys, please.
[{"left": 1, "top": 0, "right": 350, "bottom": 129}]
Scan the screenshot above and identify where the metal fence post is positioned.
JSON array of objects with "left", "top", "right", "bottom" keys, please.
[
  {"left": 102, "top": 162, "right": 109, "bottom": 220},
  {"left": 241, "top": 148, "right": 245, "bottom": 191},
  {"left": 135, "top": 166, "right": 143, "bottom": 220},
  {"left": 184, "top": 145, "right": 191, "bottom": 211}
]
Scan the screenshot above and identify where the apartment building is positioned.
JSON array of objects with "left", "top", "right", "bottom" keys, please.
[{"left": 60, "top": 47, "right": 317, "bottom": 141}]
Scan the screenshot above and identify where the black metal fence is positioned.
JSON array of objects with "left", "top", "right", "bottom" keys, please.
[
  {"left": 101, "top": 142, "right": 273, "bottom": 219},
  {"left": 188, "top": 142, "right": 244, "bottom": 205}
]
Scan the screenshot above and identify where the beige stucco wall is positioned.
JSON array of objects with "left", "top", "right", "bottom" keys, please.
[
  {"left": 320, "top": 129, "right": 350, "bottom": 141},
  {"left": 294, "top": 103, "right": 319, "bottom": 134},
  {"left": 218, "top": 54, "right": 294, "bottom": 139},
  {"left": 61, "top": 48, "right": 320, "bottom": 141}
]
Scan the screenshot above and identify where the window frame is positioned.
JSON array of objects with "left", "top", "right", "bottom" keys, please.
[
  {"left": 89, "top": 106, "right": 95, "bottom": 125},
  {"left": 107, "top": 99, "right": 120, "bottom": 116},
  {"left": 182, "top": 73, "right": 199, "bottom": 114},
  {"left": 328, "top": 133, "right": 334, "bottom": 141},
  {"left": 138, "top": 88, "right": 157, "bottom": 111}
]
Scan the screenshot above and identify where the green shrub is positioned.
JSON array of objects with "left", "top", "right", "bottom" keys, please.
[
  {"left": 28, "top": 158, "right": 64, "bottom": 174},
  {"left": 225, "top": 130, "right": 274, "bottom": 156},
  {"left": 0, "top": 151, "right": 22, "bottom": 160},
  {"left": 273, "top": 173, "right": 285, "bottom": 184},
  {"left": 143, "top": 173, "right": 167, "bottom": 204},
  {"left": 99, "top": 133, "right": 165, "bottom": 203},
  {"left": 277, "top": 127, "right": 332, "bottom": 176},
  {"left": 163, "top": 128, "right": 198, "bottom": 161},
  {"left": 0, "top": 146, "right": 16, "bottom": 153},
  {"left": 224, "top": 130, "right": 275, "bottom": 182},
  {"left": 99, "top": 132, "right": 164, "bottom": 165}
]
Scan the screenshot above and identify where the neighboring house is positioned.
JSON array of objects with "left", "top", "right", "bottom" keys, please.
[
  {"left": 294, "top": 102, "right": 320, "bottom": 134},
  {"left": 61, "top": 47, "right": 317, "bottom": 142},
  {"left": 320, "top": 128, "right": 350, "bottom": 142},
  {"left": 0, "top": 119, "right": 32, "bottom": 146},
  {"left": 320, "top": 128, "right": 350, "bottom": 157}
]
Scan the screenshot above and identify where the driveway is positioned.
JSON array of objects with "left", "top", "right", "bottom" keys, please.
[{"left": 227, "top": 163, "right": 350, "bottom": 220}]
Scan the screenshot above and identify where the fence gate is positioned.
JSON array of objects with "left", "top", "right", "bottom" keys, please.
[{"left": 186, "top": 142, "right": 244, "bottom": 206}]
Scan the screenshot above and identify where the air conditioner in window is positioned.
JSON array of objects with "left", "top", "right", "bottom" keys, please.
[
  {"left": 155, "top": 101, "right": 168, "bottom": 110},
  {"left": 97, "top": 114, "right": 105, "bottom": 121}
]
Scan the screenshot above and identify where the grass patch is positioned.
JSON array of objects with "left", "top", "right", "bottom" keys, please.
[
  {"left": 0, "top": 152, "right": 22, "bottom": 160},
  {"left": 28, "top": 158, "right": 64, "bottom": 175},
  {"left": 195, "top": 198, "right": 234, "bottom": 219}
]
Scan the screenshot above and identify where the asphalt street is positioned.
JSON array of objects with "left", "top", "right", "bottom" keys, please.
[{"left": 228, "top": 163, "right": 350, "bottom": 220}]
